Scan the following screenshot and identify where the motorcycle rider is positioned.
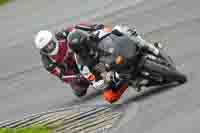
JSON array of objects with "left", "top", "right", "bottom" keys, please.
[
  {"left": 34, "top": 23, "right": 105, "bottom": 97},
  {"left": 67, "top": 24, "right": 161, "bottom": 103}
]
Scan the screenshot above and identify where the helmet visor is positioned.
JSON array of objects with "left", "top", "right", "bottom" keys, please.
[{"left": 41, "top": 40, "right": 56, "bottom": 55}]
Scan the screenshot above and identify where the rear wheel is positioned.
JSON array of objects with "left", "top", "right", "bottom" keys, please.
[{"left": 143, "top": 59, "right": 187, "bottom": 84}]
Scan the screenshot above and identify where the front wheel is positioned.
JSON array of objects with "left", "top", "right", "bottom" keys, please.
[{"left": 142, "top": 59, "right": 187, "bottom": 84}]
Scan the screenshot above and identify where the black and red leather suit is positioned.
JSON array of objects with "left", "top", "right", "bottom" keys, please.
[{"left": 40, "top": 23, "right": 104, "bottom": 97}]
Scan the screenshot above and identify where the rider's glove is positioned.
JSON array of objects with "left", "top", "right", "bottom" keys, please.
[{"left": 55, "top": 30, "right": 69, "bottom": 40}]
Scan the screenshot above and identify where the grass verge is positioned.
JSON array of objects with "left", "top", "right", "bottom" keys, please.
[
  {"left": 0, "top": 0, "right": 11, "bottom": 5},
  {"left": 0, "top": 126, "right": 52, "bottom": 133}
]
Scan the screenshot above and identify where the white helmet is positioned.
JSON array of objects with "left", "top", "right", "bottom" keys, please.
[{"left": 34, "top": 30, "right": 59, "bottom": 55}]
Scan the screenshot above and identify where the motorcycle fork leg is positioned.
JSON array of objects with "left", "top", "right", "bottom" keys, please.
[{"left": 129, "top": 77, "right": 147, "bottom": 92}]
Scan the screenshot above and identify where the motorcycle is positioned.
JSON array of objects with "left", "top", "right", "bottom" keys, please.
[
  {"left": 91, "top": 28, "right": 187, "bottom": 91},
  {"left": 63, "top": 27, "right": 187, "bottom": 92}
]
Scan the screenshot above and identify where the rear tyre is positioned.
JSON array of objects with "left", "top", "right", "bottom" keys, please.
[{"left": 143, "top": 59, "right": 187, "bottom": 84}]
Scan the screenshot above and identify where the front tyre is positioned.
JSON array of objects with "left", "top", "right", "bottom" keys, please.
[{"left": 143, "top": 59, "right": 187, "bottom": 84}]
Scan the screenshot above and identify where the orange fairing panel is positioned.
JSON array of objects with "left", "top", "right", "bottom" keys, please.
[
  {"left": 103, "top": 83, "right": 128, "bottom": 103},
  {"left": 104, "top": 26, "right": 113, "bottom": 33}
]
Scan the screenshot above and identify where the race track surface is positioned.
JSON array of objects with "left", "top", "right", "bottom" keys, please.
[{"left": 0, "top": 0, "right": 199, "bottom": 132}]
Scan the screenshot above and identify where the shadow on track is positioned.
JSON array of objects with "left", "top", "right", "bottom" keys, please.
[
  {"left": 111, "top": 83, "right": 181, "bottom": 111},
  {"left": 59, "top": 82, "right": 182, "bottom": 109},
  {"left": 122, "top": 83, "right": 180, "bottom": 105},
  {"left": 60, "top": 89, "right": 103, "bottom": 107}
]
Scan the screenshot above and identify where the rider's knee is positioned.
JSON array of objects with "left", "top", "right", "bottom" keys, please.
[{"left": 70, "top": 80, "right": 89, "bottom": 97}]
